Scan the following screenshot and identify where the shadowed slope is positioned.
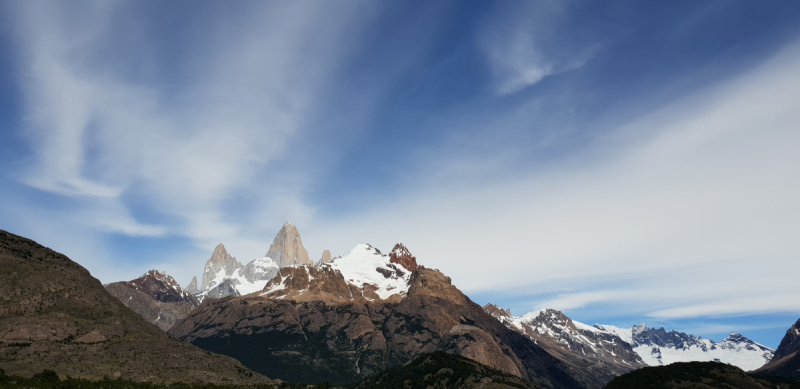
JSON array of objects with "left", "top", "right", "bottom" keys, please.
[{"left": 755, "top": 318, "right": 800, "bottom": 379}]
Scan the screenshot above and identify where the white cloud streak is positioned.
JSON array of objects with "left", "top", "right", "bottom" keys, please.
[
  {"left": 479, "top": 1, "right": 601, "bottom": 95},
  {"left": 11, "top": 1, "right": 371, "bottom": 247}
]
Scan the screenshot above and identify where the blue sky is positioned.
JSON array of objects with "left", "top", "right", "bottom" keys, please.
[{"left": 1, "top": 1, "right": 800, "bottom": 348}]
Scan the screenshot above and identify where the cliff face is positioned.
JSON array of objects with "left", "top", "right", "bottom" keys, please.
[
  {"left": 265, "top": 221, "right": 312, "bottom": 267},
  {"left": 170, "top": 268, "right": 581, "bottom": 388},
  {"left": 0, "top": 230, "right": 270, "bottom": 385},
  {"left": 755, "top": 318, "right": 800, "bottom": 379}
]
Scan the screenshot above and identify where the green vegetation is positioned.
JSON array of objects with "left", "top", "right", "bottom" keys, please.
[
  {"left": 603, "top": 361, "right": 800, "bottom": 389},
  {"left": 349, "top": 352, "right": 540, "bottom": 389}
]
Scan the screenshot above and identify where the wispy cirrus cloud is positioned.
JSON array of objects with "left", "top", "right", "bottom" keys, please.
[
  {"left": 10, "top": 1, "right": 372, "bottom": 245},
  {"left": 478, "top": 1, "right": 602, "bottom": 95}
]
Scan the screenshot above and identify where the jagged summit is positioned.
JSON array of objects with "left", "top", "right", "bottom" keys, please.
[
  {"left": 202, "top": 243, "right": 241, "bottom": 291},
  {"left": 483, "top": 303, "right": 512, "bottom": 319},
  {"left": 185, "top": 276, "right": 199, "bottom": 294},
  {"left": 389, "top": 243, "right": 419, "bottom": 271},
  {"left": 265, "top": 221, "right": 312, "bottom": 267}
]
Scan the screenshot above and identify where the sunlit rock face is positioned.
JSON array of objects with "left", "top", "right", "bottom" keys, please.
[{"left": 265, "top": 221, "right": 312, "bottom": 268}]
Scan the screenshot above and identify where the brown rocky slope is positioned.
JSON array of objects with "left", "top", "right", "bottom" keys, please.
[
  {"left": 0, "top": 229, "right": 270, "bottom": 385},
  {"left": 170, "top": 266, "right": 583, "bottom": 388}
]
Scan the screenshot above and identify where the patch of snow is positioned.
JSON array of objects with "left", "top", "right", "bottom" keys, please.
[{"left": 594, "top": 324, "right": 633, "bottom": 345}]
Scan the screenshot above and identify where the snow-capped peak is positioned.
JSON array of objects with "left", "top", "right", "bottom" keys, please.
[{"left": 323, "top": 243, "right": 413, "bottom": 300}]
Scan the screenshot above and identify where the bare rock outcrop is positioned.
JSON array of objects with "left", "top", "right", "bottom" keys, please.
[
  {"left": 389, "top": 243, "right": 419, "bottom": 272},
  {"left": 317, "top": 250, "right": 332, "bottom": 266},
  {"left": 185, "top": 276, "right": 199, "bottom": 294},
  {"left": 0, "top": 229, "right": 270, "bottom": 385},
  {"left": 265, "top": 221, "right": 312, "bottom": 267}
]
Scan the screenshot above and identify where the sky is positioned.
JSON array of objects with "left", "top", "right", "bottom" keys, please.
[{"left": 1, "top": 1, "right": 799, "bottom": 348}]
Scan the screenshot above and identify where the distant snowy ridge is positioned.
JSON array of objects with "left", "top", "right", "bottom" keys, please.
[
  {"left": 483, "top": 304, "right": 645, "bottom": 388},
  {"left": 593, "top": 323, "right": 774, "bottom": 371}
]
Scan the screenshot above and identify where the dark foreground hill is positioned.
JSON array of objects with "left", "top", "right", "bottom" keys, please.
[
  {"left": 604, "top": 361, "right": 800, "bottom": 389},
  {"left": 351, "top": 351, "right": 541, "bottom": 389},
  {"left": 0, "top": 230, "right": 270, "bottom": 385}
]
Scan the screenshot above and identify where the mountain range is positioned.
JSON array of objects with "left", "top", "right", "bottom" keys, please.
[
  {"left": 6, "top": 221, "right": 799, "bottom": 388},
  {"left": 168, "top": 239, "right": 584, "bottom": 388},
  {"left": 595, "top": 323, "right": 774, "bottom": 371},
  {"left": 484, "top": 304, "right": 646, "bottom": 388}
]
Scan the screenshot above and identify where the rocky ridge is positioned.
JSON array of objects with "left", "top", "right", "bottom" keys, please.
[
  {"left": 170, "top": 247, "right": 582, "bottom": 388},
  {"left": 104, "top": 270, "right": 199, "bottom": 331},
  {"left": 0, "top": 229, "right": 270, "bottom": 385},
  {"left": 484, "top": 304, "right": 645, "bottom": 389}
]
